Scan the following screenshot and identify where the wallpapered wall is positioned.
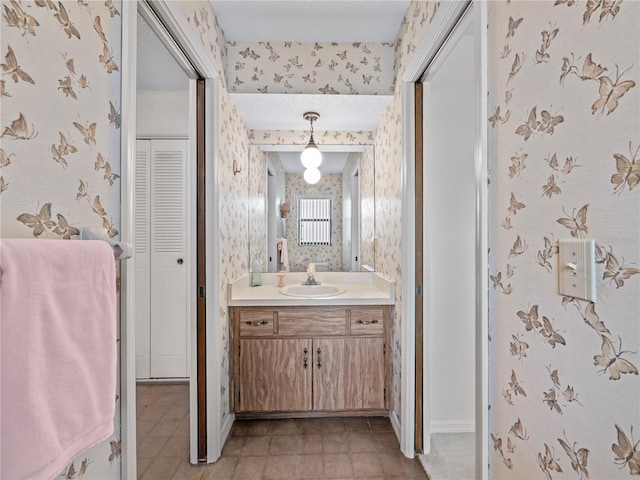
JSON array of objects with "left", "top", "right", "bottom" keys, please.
[
  {"left": 218, "top": 89, "right": 250, "bottom": 420},
  {"left": 0, "top": 1, "right": 122, "bottom": 478},
  {"left": 250, "top": 129, "right": 374, "bottom": 146},
  {"left": 248, "top": 145, "right": 267, "bottom": 263},
  {"left": 359, "top": 146, "right": 375, "bottom": 270},
  {"left": 285, "top": 173, "right": 343, "bottom": 272},
  {"left": 373, "top": 0, "right": 441, "bottom": 421},
  {"left": 265, "top": 151, "right": 286, "bottom": 269},
  {"left": 342, "top": 153, "right": 358, "bottom": 271},
  {"left": 248, "top": 148, "right": 286, "bottom": 270},
  {"left": 487, "top": 2, "right": 639, "bottom": 479},
  {"left": 340, "top": 148, "right": 376, "bottom": 272},
  {"left": 226, "top": 41, "right": 395, "bottom": 95}
]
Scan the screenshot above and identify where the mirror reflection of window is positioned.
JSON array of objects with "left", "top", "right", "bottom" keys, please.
[{"left": 298, "top": 196, "right": 332, "bottom": 246}]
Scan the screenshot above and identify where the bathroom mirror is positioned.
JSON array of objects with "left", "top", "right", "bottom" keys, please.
[{"left": 249, "top": 144, "right": 375, "bottom": 273}]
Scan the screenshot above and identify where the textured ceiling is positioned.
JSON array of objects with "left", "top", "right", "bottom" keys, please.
[
  {"left": 231, "top": 94, "right": 393, "bottom": 131},
  {"left": 137, "top": 14, "right": 189, "bottom": 91},
  {"left": 209, "top": 1, "right": 410, "bottom": 42}
]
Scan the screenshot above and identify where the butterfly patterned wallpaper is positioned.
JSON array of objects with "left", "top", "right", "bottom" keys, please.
[
  {"left": 226, "top": 41, "right": 395, "bottom": 95},
  {"left": 250, "top": 129, "right": 374, "bottom": 146},
  {"left": 487, "top": 2, "right": 639, "bottom": 478},
  {"left": 248, "top": 144, "right": 267, "bottom": 262},
  {"left": 285, "top": 173, "right": 344, "bottom": 272},
  {"left": 340, "top": 147, "right": 376, "bottom": 271},
  {"left": 180, "top": 0, "right": 228, "bottom": 91},
  {"left": 342, "top": 152, "right": 359, "bottom": 271},
  {"left": 0, "top": 1, "right": 123, "bottom": 479},
  {"left": 218, "top": 88, "right": 250, "bottom": 421},
  {"left": 359, "top": 146, "right": 376, "bottom": 270}
]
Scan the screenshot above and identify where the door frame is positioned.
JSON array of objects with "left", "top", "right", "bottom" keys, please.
[
  {"left": 120, "top": 1, "right": 224, "bottom": 474},
  {"left": 399, "top": 1, "right": 489, "bottom": 478}
]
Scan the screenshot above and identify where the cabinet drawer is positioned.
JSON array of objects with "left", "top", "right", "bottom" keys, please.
[
  {"left": 239, "top": 309, "right": 275, "bottom": 336},
  {"left": 278, "top": 308, "right": 347, "bottom": 336},
  {"left": 350, "top": 308, "right": 384, "bottom": 335}
]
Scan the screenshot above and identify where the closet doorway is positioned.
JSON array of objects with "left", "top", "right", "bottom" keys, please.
[
  {"left": 403, "top": 1, "right": 489, "bottom": 477},
  {"left": 419, "top": 7, "right": 476, "bottom": 475},
  {"left": 134, "top": 4, "right": 207, "bottom": 469}
]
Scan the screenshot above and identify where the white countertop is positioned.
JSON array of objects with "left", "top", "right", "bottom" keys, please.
[{"left": 227, "top": 272, "right": 396, "bottom": 307}]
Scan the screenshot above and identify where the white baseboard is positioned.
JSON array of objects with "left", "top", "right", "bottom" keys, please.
[
  {"left": 430, "top": 420, "right": 475, "bottom": 434},
  {"left": 220, "top": 412, "right": 235, "bottom": 449},
  {"left": 390, "top": 409, "right": 402, "bottom": 442}
]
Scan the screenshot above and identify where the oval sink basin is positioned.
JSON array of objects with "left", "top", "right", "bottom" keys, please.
[{"left": 279, "top": 284, "right": 346, "bottom": 298}]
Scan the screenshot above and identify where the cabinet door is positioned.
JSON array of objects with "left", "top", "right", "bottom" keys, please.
[
  {"left": 313, "top": 338, "right": 346, "bottom": 411},
  {"left": 344, "top": 337, "right": 385, "bottom": 410},
  {"left": 239, "top": 338, "right": 312, "bottom": 412}
]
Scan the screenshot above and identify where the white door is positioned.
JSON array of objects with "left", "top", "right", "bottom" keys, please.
[
  {"left": 135, "top": 139, "right": 188, "bottom": 379},
  {"left": 150, "top": 139, "right": 188, "bottom": 378}
]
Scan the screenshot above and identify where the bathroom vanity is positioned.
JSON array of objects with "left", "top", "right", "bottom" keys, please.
[{"left": 227, "top": 272, "right": 395, "bottom": 418}]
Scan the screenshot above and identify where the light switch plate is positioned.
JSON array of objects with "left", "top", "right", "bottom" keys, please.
[{"left": 558, "top": 239, "right": 596, "bottom": 302}]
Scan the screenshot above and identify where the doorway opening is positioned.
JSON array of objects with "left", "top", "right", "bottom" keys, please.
[
  {"left": 399, "top": 1, "right": 488, "bottom": 477},
  {"left": 133, "top": 3, "right": 208, "bottom": 472},
  {"left": 418, "top": 6, "right": 476, "bottom": 477}
]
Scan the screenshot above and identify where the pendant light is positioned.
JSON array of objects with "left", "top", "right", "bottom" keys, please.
[
  {"left": 301, "top": 112, "right": 322, "bottom": 169},
  {"left": 303, "top": 167, "right": 321, "bottom": 185}
]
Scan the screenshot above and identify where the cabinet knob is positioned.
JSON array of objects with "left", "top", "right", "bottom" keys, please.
[
  {"left": 177, "top": 258, "right": 184, "bottom": 265},
  {"left": 317, "top": 347, "right": 322, "bottom": 368},
  {"left": 356, "top": 319, "right": 379, "bottom": 325},
  {"left": 303, "top": 348, "right": 308, "bottom": 369},
  {"left": 245, "top": 320, "right": 269, "bottom": 326}
]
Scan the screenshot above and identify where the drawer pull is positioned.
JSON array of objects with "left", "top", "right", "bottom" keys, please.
[
  {"left": 356, "top": 319, "right": 379, "bottom": 325},
  {"left": 245, "top": 320, "right": 269, "bottom": 326},
  {"left": 317, "top": 347, "right": 322, "bottom": 368},
  {"left": 303, "top": 348, "right": 308, "bottom": 369}
]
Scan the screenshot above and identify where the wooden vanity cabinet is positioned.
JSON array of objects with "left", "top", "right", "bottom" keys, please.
[
  {"left": 238, "top": 338, "right": 311, "bottom": 412},
  {"left": 230, "top": 305, "right": 391, "bottom": 417}
]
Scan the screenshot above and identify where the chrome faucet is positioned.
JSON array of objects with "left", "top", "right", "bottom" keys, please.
[{"left": 303, "top": 263, "right": 320, "bottom": 285}]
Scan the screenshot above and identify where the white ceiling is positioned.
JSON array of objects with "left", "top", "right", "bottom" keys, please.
[
  {"left": 232, "top": 93, "right": 392, "bottom": 131},
  {"left": 209, "top": 1, "right": 410, "bottom": 43}
]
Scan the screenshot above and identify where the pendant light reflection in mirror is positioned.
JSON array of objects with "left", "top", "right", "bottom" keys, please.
[{"left": 301, "top": 111, "right": 322, "bottom": 184}]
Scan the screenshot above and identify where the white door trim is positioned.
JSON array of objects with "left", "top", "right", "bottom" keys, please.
[
  {"left": 119, "top": 3, "right": 137, "bottom": 478},
  {"left": 399, "top": 2, "right": 489, "bottom": 478}
]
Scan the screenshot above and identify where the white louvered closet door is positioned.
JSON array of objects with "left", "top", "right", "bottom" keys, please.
[
  {"left": 135, "top": 140, "right": 151, "bottom": 379},
  {"left": 149, "top": 139, "right": 188, "bottom": 378}
]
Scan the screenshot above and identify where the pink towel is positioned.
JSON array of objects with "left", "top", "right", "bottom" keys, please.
[{"left": 0, "top": 239, "right": 117, "bottom": 480}]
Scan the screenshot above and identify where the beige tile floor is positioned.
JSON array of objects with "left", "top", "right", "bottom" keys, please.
[{"left": 137, "top": 383, "right": 428, "bottom": 479}]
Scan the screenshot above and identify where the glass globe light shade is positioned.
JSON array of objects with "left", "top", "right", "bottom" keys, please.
[
  {"left": 303, "top": 168, "right": 321, "bottom": 184},
  {"left": 300, "top": 144, "right": 322, "bottom": 169}
]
